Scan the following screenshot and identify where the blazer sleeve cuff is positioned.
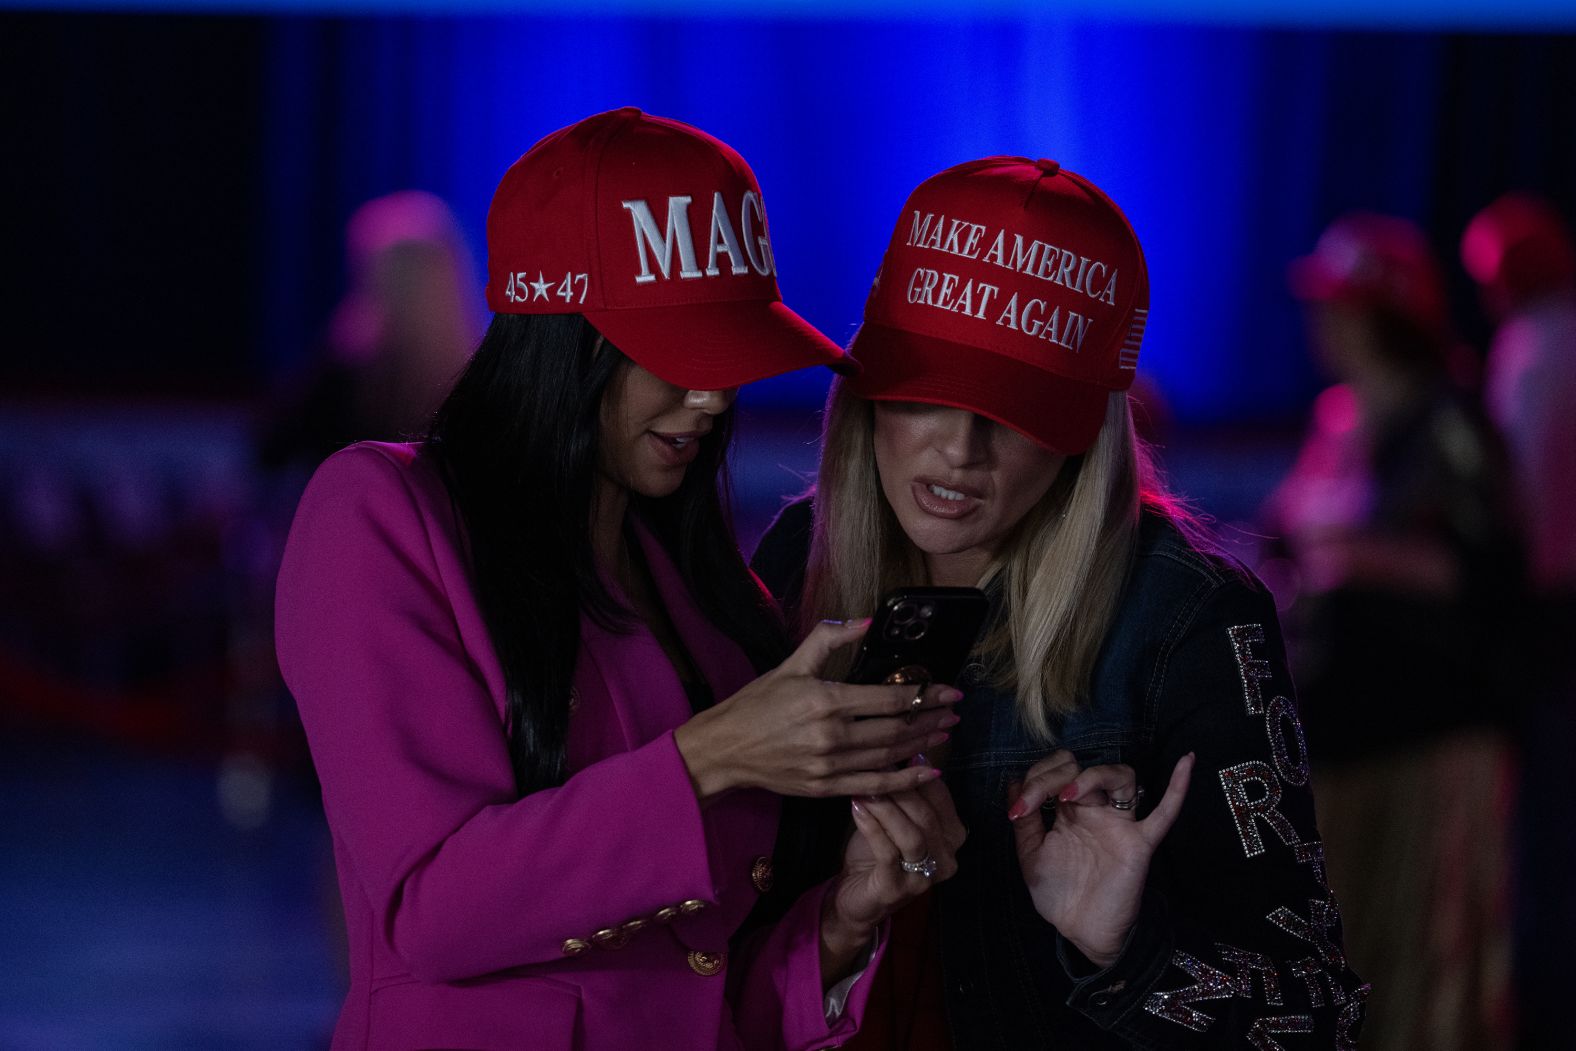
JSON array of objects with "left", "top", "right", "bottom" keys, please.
[
  {"left": 734, "top": 878, "right": 890, "bottom": 1051},
  {"left": 387, "top": 729, "right": 720, "bottom": 981}
]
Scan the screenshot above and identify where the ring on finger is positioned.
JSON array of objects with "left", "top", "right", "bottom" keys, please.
[
  {"left": 898, "top": 853, "right": 938, "bottom": 879},
  {"left": 1109, "top": 787, "right": 1145, "bottom": 811},
  {"left": 883, "top": 666, "right": 931, "bottom": 724}
]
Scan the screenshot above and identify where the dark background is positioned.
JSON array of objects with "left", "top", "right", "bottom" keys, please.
[{"left": 5, "top": 14, "right": 1575, "bottom": 413}]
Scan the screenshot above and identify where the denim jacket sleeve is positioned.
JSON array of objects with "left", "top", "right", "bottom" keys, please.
[{"left": 1059, "top": 572, "right": 1369, "bottom": 1048}]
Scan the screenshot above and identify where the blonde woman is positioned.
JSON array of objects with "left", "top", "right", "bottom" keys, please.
[{"left": 751, "top": 158, "right": 1368, "bottom": 1048}]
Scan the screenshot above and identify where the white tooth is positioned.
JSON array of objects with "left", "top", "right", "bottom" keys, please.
[{"left": 928, "top": 484, "right": 965, "bottom": 501}]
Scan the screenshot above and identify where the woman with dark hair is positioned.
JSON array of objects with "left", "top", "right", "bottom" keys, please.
[
  {"left": 752, "top": 158, "right": 1367, "bottom": 1047},
  {"left": 275, "top": 109, "right": 964, "bottom": 1051}
]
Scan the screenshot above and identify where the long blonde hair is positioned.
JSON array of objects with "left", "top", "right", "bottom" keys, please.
[{"left": 803, "top": 384, "right": 1149, "bottom": 742}]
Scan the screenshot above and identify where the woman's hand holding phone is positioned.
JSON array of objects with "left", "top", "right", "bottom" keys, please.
[
  {"left": 820, "top": 771, "right": 968, "bottom": 982},
  {"left": 674, "top": 619, "right": 963, "bottom": 803}
]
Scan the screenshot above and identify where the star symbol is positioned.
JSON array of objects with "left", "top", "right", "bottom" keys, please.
[{"left": 530, "top": 271, "right": 551, "bottom": 301}]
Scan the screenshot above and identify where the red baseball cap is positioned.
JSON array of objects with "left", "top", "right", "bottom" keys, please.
[
  {"left": 485, "top": 107, "right": 855, "bottom": 389},
  {"left": 1461, "top": 193, "right": 1576, "bottom": 310},
  {"left": 1288, "top": 212, "right": 1448, "bottom": 336},
  {"left": 848, "top": 157, "right": 1149, "bottom": 455}
]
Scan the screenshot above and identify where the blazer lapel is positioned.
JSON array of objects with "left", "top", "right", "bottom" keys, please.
[{"left": 632, "top": 523, "right": 781, "bottom": 878}]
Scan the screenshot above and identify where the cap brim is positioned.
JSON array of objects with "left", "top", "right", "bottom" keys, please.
[
  {"left": 583, "top": 299, "right": 857, "bottom": 390},
  {"left": 848, "top": 323, "right": 1110, "bottom": 455}
]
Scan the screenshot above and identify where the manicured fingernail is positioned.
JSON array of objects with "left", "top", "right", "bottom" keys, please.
[
  {"left": 820, "top": 618, "right": 846, "bottom": 626},
  {"left": 1059, "top": 784, "right": 1080, "bottom": 802},
  {"left": 941, "top": 688, "right": 964, "bottom": 703},
  {"left": 939, "top": 713, "right": 961, "bottom": 729},
  {"left": 909, "top": 752, "right": 929, "bottom": 767},
  {"left": 850, "top": 799, "right": 865, "bottom": 815},
  {"left": 853, "top": 617, "right": 872, "bottom": 628},
  {"left": 1006, "top": 800, "right": 1026, "bottom": 820},
  {"left": 919, "top": 766, "right": 943, "bottom": 782},
  {"left": 927, "top": 732, "right": 950, "bottom": 748}
]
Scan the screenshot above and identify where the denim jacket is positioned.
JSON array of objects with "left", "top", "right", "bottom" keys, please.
[{"left": 752, "top": 499, "right": 1368, "bottom": 1049}]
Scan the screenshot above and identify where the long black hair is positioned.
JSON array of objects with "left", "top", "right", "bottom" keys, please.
[{"left": 425, "top": 312, "right": 788, "bottom": 796}]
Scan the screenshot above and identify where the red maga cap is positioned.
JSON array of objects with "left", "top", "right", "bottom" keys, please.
[
  {"left": 485, "top": 107, "right": 854, "bottom": 389},
  {"left": 848, "top": 157, "right": 1149, "bottom": 454}
]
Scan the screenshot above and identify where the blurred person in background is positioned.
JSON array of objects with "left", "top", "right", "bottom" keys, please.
[
  {"left": 1461, "top": 192, "right": 1576, "bottom": 1051},
  {"left": 260, "top": 189, "right": 485, "bottom": 475},
  {"left": 275, "top": 109, "right": 965, "bottom": 1051},
  {"left": 1266, "top": 212, "right": 1524, "bottom": 1051},
  {"left": 754, "top": 157, "right": 1367, "bottom": 1048},
  {"left": 230, "top": 192, "right": 487, "bottom": 838}
]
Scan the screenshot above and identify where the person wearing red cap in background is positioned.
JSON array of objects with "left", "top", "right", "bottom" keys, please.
[
  {"left": 261, "top": 190, "right": 486, "bottom": 475},
  {"left": 750, "top": 158, "right": 1366, "bottom": 1048},
  {"left": 274, "top": 108, "right": 967, "bottom": 1051},
  {"left": 1463, "top": 194, "right": 1576, "bottom": 597},
  {"left": 1462, "top": 193, "right": 1576, "bottom": 1051},
  {"left": 1260, "top": 213, "right": 1525, "bottom": 1050}
]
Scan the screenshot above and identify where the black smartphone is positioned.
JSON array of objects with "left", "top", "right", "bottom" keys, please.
[{"left": 844, "top": 587, "right": 989, "bottom": 687}]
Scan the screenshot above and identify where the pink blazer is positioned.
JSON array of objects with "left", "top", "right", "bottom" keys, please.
[{"left": 276, "top": 442, "right": 877, "bottom": 1050}]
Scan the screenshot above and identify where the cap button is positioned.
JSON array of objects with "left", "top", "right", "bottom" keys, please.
[{"left": 1034, "top": 158, "right": 1060, "bottom": 176}]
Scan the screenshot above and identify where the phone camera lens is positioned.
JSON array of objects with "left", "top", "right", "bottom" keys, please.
[
  {"left": 902, "top": 621, "right": 928, "bottom": 641},
  {"left": 885, "top": 623, "right": 904, "bottom": 639},
  {"left": 918, "top": 603, "right": 936, "bottom": 619},
  {"left": 892, "top": 602, "right": 917, "bottom": 625}
]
